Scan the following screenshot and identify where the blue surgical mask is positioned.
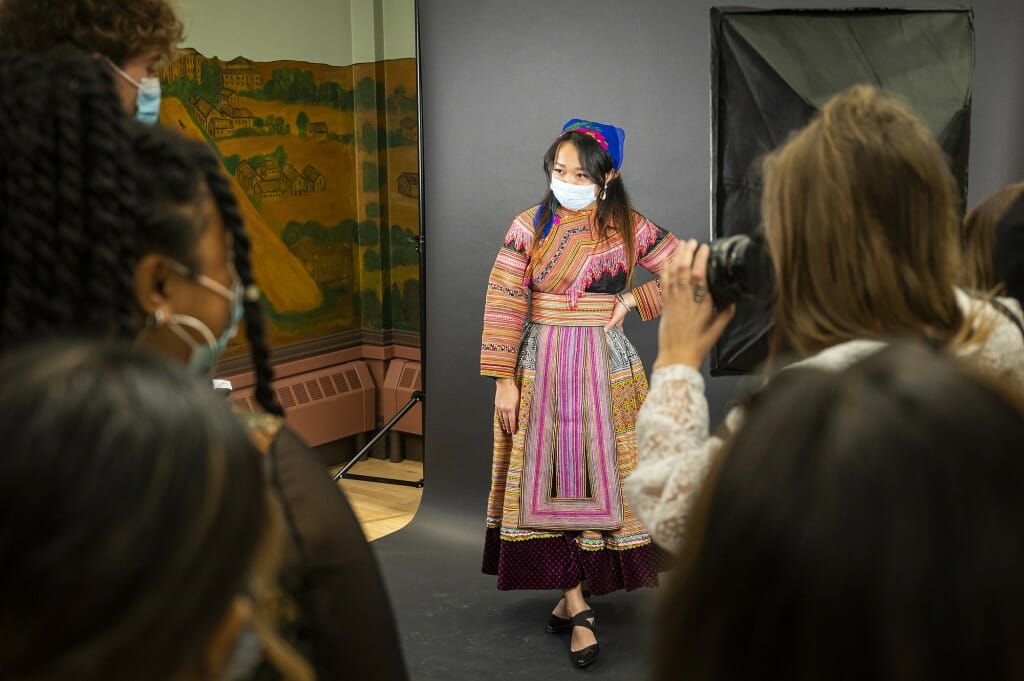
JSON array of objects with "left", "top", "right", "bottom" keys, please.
[
  {"left": 165, "top": 260, "right": 245, "bottom": 376},
  {"left": 219, "top": 626, "right": 264, "bottom": 681},
  {"left": 106, "top": 58, "right": 162, "bottom": 125},
  {"left": 550, "top": 176, "right": 598, "bottom": 211}
]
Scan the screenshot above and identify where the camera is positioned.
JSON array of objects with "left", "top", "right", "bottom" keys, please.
[{"left": 705, "top": 234, "right": 773, "bottom": 306}]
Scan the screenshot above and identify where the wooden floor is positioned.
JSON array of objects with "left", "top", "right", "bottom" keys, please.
[{"left": 333, "top": 459, "right": 424, "bottom": 541}]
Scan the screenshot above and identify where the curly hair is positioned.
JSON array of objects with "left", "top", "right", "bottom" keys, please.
[
  {"left": 0, "top": 0, "right": 184, "bottom": 65},
  {"left": 0, "top": 50, "right": 282, "bottom": 416}
]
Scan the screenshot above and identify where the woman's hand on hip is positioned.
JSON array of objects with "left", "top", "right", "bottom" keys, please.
[
  {"left": 604, "top": 299, "right": 630, "bottom": 332},
  {"left": 654, "top": 239, "right": 736, "bottom": 370},
  {"left": 495, "top": 378, "right": 520, "bottom": 435}
]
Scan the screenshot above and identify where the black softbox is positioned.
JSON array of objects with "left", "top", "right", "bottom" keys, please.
[{"left": 710, "top": 5, "right": 974, "bottom": 375}]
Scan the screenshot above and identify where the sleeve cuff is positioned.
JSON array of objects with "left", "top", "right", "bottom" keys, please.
[
  {"left": 649, "top": 363, "right": 705, "bottom": 391},
  {"left": 631, "top": 281, "right": 662, "bottom": 321}
]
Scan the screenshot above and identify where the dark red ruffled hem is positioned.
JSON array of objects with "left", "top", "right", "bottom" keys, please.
[{"left": 481, "top": 526, "right": 673, "bottom": 595}]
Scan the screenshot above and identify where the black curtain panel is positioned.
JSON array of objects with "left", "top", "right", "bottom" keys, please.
[{"left": 709, "top": 6, "right": 975, "bottom": 375}]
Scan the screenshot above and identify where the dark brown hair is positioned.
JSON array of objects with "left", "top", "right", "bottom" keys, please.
[
  {"left": 653, "top": 342, "right": 1024, "bottom": 681},
  {"left": 962, "top": 182, "right": 1024, "bottom": 292},
  {"left": 0, "top": 341, "right": 269, "bottom": 680},
  {"left": 0, "top": 0, "right": 184, "bottom": 65},
  {"left": 535, "top": 132, "right": 638, "bottom": 284}
]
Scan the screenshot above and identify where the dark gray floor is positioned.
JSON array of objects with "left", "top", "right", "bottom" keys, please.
[{"left": 374, "top": 506, "right": 663, "bottom": 680}]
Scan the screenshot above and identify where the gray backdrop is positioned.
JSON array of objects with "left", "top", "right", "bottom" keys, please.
[{"left": 375, "top": 2, "right": 1024, "bottom": 678}]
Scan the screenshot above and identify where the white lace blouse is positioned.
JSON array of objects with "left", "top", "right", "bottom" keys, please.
[{"left": 626, "top": 292, "right": 1024, "bottom": 555}]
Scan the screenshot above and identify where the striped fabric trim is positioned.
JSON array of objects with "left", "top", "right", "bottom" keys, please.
[
  {"left": 632, "top": 280, "right": 663, "bottom": 322},
  {"left": 480, "top": 218, "right": 535, "bottom": 378},
  {"left": 530, "top": 290, "right": 616, "bottom": 326}
]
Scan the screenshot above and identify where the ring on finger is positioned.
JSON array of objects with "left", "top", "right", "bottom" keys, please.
[{"left": 692, "top": 283, "right": 707, "bottom": 303}]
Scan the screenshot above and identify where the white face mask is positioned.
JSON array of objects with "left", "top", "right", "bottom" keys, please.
[{"left": 550, "top": 176, "right": 598, "bottom": 210}]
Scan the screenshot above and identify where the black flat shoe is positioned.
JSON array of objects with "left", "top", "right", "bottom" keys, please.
[
  {"left": 569, "top": 609, "right": 599, "bottom": 668},
  {"left": 546, "top": 612, "right": 573, "bottom": 633},
  {"left": 546, "top": 593, "right": 592, "bottom": 633}
]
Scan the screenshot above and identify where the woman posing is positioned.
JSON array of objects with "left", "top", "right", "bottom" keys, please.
[{"left": 480, "top": 119, "right": 677, "bottom": 667}]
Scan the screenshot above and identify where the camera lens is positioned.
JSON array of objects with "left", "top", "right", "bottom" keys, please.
[{"left": 705, "top": 234, "right": 773, "bottom": 306}]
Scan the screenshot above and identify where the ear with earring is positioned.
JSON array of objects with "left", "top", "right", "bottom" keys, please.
[
  {"left": 146, "top": 307, "right": 169, "bottom": 328},
  {"left": 599, "top": 183, "right": 608, "bottom": 201}
]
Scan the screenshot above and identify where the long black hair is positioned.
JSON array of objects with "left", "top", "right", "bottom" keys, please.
[
  {"left": 0, "top": 50, "right": 139, "bottom": 344},
  {"left": 534, "top": 131, "right": 637, "bottom": 283},
  {"left": 0, "top": 341, "right": 269, "bottom": 680},
  {"left": 0, "top": 50, "right": 282, "bottom": 415}
]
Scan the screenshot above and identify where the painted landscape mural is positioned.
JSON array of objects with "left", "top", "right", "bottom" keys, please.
[{"left": 158, "top": 49, "right": 420, "bottom": 358}]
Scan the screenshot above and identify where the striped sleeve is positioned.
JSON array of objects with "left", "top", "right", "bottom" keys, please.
[
  {"left": 480, "top": 216, "right": 534, "bottom": 378},
  {"left": 630, "top": 215, "right": 679, "bottom": 321}
]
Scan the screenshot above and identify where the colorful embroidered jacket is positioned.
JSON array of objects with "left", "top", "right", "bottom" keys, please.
[{"left": 481, "top": 205, "right": 678, "bottom": 378}]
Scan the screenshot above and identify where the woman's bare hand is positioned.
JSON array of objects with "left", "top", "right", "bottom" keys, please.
[{"left": 495, "top": 378, "right": 520, "bottom": 434}]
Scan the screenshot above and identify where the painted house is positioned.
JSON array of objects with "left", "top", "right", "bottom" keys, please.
[
  {"left": 303, "top": 164, "right": 326, "bottom": 192},
  {"left": 235, "top": 163, "right": 258, "bottom": 193},
  {"left": 309, "top": 121, "right": 329, "bottom": 142},
  {"left": 291, "top": 238, "right": 352, "bottom": 286},
  {"left": 160, "top": 47, "right": 206, "bottom": 83},
  {"left": 218, "top": 87, "right": 239, "bottom": 109},
  {"left": 255, "top": 180, "right": 281, "bottom": 200},
  {"left": 258, "top": 160, "right": 281, "bottom": 181},
  {"left": 281, "top": 164, "right": 310, "bottom": 195},
  {"left": 190, "top": 97, "right": 233, "bottom": 139},
  {"left": 229, "top": 107, "right": 254, "bottom": 130},
  {"left": 222, "top": 57, "right": 263, "bottom": 90}
]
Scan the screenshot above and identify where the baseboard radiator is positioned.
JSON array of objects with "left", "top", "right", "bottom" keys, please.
[
  {"left": 381, "top": 360, "right": 422, "bottom": 435},
  {"left": 229, "top": 361, "right": 376, "bottom": 447},
  {"left": 376, "top": 359, "right": 422, "bottom": 461}
]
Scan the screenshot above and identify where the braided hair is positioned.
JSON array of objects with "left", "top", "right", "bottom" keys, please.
[
  {"left": 0, "top": 50, "right": 139, "bottom": 348},
  {"left": 129, "top": 126, "right": 284, "bottom": 416},
  {"left": 0, "top": 50, "right": 283, "bottom": 415}
]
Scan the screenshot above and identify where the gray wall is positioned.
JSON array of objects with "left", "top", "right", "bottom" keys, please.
[{"left": 418, "top": 0, "right": 1024, "bottom": 519}]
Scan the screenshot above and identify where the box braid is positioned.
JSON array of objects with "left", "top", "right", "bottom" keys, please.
[
  {"left": 129, "top": 125, "right": 283, "bottom": 416},
  {"left": 0, "top": 51, "right": 139, "bottom": 352},
  {"left": 194, "top": 148, "right": 283, "bottom": 416}
]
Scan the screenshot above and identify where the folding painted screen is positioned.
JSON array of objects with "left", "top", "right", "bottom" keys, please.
[{"left": 710, "top": 6, "right": 974, "bottom": 374}]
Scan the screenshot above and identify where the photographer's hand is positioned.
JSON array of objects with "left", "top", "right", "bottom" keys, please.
[{"left": 654, "top": 239, "right": 736, "bottom": 370}]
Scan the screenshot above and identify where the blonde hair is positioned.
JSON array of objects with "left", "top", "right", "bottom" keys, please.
[
  {"left": 961, "top": 182, "right": 1024, "bottom": 292},
  {"left": 762, "top": 84, "right": 965, "bottom": 358}
]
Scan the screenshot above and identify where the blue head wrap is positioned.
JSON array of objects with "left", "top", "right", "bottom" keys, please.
[{"left": 534, "top": 118, "right": 627, "bottom": 238}]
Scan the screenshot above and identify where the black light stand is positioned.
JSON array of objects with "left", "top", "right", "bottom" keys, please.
[
  {"left": 336, "top": 17, "right": 428, "bottom": 489},
  {"left": 332, "top": 390, "right": 425, "bottom": 487}
]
